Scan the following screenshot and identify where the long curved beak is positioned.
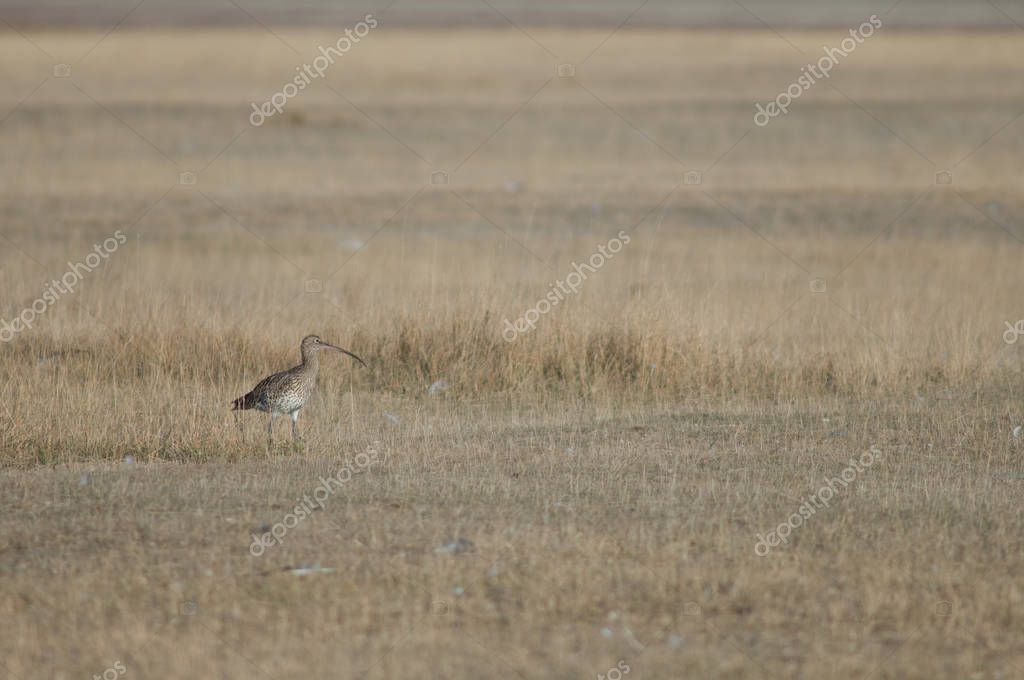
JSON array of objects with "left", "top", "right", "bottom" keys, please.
[{"left": 324, "top": 343, "right": 367, "bottom": 368}]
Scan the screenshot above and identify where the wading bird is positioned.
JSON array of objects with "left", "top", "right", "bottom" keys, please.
[{"left": 232, "top": 335, "right": 366, "bottom": 445}]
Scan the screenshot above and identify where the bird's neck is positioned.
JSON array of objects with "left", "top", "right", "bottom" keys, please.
[{"left": 300, "top": 349, "right": 320, "bottom": 372}]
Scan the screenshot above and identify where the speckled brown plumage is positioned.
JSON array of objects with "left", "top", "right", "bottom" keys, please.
[{"left": 232, "top": 335, "right": 366, "bottom": 443}]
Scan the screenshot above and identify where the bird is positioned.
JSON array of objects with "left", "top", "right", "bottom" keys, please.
[{"left": 232, "top": 335, "right": 366, "bottom": 445}]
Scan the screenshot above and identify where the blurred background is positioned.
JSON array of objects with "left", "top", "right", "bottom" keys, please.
[{"left": 3, "top": 0, "right": 1024, "bottom": 28}]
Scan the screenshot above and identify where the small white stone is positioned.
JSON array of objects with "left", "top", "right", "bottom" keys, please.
[
  {"left": 435, "top": 538, "right": 474, "bottom": 555},
  {"left": 284, "top": 563, "right": 335, "bottom": 576}
]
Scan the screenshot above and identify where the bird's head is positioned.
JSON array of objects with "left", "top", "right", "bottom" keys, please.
[{"left": 301, "top": 335, "right": 367, "bottom": 367}]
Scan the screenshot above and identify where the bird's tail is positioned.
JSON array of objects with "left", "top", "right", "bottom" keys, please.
[{"left": 231, "top": 391, "right": 257, "bottom": 410}]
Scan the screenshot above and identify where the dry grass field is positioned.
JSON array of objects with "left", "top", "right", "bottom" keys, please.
[{"left": 1, "top": 22, "right": 1024, "bottom": 679}]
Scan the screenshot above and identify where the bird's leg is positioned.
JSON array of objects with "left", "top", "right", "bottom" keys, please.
[
  {"left": 291, "top": 410, "right": 302, "bottom": 445},
  {"left": 267, "top": 412, "right": 277, "bottom": 449}
]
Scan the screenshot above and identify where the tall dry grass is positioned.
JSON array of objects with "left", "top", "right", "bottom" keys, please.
[{"left": 1, "top": 221, "right": 1022, "bottom": 466}]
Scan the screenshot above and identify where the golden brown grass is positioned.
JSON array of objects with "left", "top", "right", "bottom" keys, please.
[{"left": 1, "top": 27, "right": 1023, "bottom": 678}]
